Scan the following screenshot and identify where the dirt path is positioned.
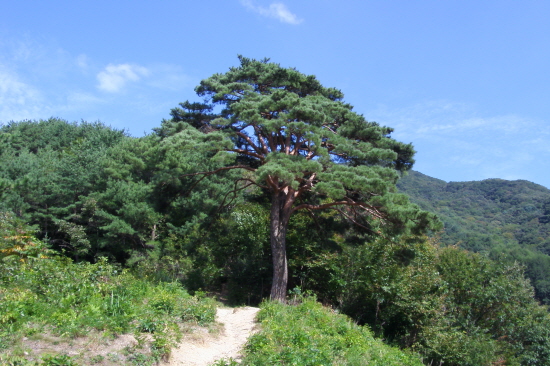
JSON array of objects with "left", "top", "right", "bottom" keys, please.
[{"left": 163, "top": 306, "right": 260, "bottom": 366}]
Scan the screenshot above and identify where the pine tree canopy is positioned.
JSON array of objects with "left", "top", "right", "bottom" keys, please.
[{"left": 161, "top": 56, "right": 440, "bottom": 300}]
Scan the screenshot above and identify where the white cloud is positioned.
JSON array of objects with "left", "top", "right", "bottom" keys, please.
[
  {"left": 97, "top": 63, "right": 150, "bottom": 93},
  {"left": 66, "top": 91, "right": 104, "bottom": 107},
  {"left": 0, "top": 33, "right": 197, "bottom": 135},
  {"left": 240, "top": 0, "right": 303, "bottom": 24},
  {"left": 10, "top": 39, "right": 35, "bottom": 63},
  {"left": 0, "top": 67, "right": 46, "bottom": 123},
  {"left": 0, "top": 69, "right": 36, "bottom": 104}
]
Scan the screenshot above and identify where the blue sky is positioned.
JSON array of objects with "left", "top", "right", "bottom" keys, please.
[{"left": 1, "top": 1, "right": 549, "bottom": 188}]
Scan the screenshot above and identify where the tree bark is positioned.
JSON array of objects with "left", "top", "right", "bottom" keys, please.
[{"left": 270, "top": 190, "right": 291, "bottom": 302}]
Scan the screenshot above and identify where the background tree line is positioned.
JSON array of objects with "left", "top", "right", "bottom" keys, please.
[{"left": 397, "top": 170, "right": 550, "bottom": 304}]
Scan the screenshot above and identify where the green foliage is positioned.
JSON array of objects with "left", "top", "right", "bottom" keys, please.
[
  {"left": 41, "top": 354, "right": 78, "bottom": 366},
  {"left": 240, "top": 297, "right": 423, "bottom": 365},
  {"left": 183, "top": 56, "right": 435, "bottom": 234},
  {"left": 316, "top": 235, "right": 443, "bottom": 344},
  {"left": 0, "top": 254, "right": 216, "bottom": 363},
  {"left": 398, "top": 170, "right": 550, "bottom": 304},
  {"left": 0, "top": 118, "right": 244, "bottom": 277},
  {"left": 397, "top": 171, "right": 550, "bottom": 252},
  {"left": 208, "top": 202, "right": 271, "bottom": 304},
  {"left": 420, "top": 247, "right": 550, "bottom": 366},
  {"left": 2, "top": 69, "right": 550, "bottom": 366},
  {"left": 211, "top": 358, "right": 240, "bottom": 366},
  {"left": 308, "top": 230, "right": 550, "bottom": 365},
  {"left": 162, "top": 56, "right": 440, "bottom": 300},
  {"left": 0, "top": 118, "right": 127, "bottom": 260},
  {"left": 0, "top": 212, "right": 52, "bottom": 262}
]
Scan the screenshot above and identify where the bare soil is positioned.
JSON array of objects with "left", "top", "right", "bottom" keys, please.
[
  {"left": 163, "top": 306, "right": 260, "bottom": 366},
  {"left": 17, "top": 329, "right": 147, "bottom": 365},
  {"left": 6, "top": 306, "right": 258, "bottom": 365}
]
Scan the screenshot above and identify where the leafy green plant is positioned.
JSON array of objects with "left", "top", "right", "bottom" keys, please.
[
  {"left": 0, "top": 252, "right": 217, "bottom": 363},
  {"left": 241, "top": 297, "right": 423, "bottom": 366},
  {"left": 211, "top": 358, "right": 239, "bottom": 366},
  {"left": 89, "top": 354, "right": 104, "bottom": 364},
  {"left": 151, "top": 322, "right": 181, "bottom": 361},
  {"left": 180, "top": 296, "right": 217, "bottom": 325},
  {"left": 126, "top": 352, "right": 155, "bottom": 366},
  {"left": 41, "top": 353, "right": 77, "bottom": 366},
  {"left": 0, "top": 353, "right": 36, "bottom": 366}
]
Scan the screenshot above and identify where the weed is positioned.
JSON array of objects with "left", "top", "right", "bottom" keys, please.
[
  {"left": 106, "top": 352, "right": 120, "bottom": 362},
  {"left": 151, "top": 322, "right": 181, "bottom": 362},
  {"left": 41, "top": 353, "right": 77, "bottom": 366},
  {"left": 211, "top": 357, "right": 240, "bottom": 366},
  {"left": 0, "top": 254, "right": 217, "bottom": 364},
  {"left": 89, "top": 354, "right": 104, "bottom": 364},
  {"left": 0, "top": 353, "right": 35, "bottom": 365},
  {"left": 127, "top": 352, "right": 155, "bottom": 366}
]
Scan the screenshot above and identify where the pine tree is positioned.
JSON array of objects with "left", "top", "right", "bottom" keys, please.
[{"left": 161, "top": 56, "right": 439, "bottom": 301}]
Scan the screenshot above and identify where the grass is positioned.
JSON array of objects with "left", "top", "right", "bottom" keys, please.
[
  {"left": 3, "top": 256, "right": 427, "bottom": 365},
  {"left": 0, "top": 255, "right": 217, "bottom": 365},
  {"left": 235, "top": 297, "right": 424, "bottom": 366}
]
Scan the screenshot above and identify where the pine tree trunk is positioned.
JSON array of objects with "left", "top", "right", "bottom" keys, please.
[{"left": 270, "top": 190, "right": 290, "bottom": 302}]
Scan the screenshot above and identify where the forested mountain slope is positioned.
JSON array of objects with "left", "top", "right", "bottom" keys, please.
[{"left": 398, "top": 170, "right": 550, "bottom": 302}]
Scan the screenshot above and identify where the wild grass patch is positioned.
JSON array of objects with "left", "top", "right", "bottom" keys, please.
[
  {"left": 238, "top": 297, "right": 423, "bottom": 366},
  {"left": 0, "top": 255, "right": 216, "bottom": 364}
]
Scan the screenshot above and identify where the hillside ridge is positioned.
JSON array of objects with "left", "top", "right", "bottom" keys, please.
[{"left": 398, "top": 170, "right": 550, "bottom": 303}]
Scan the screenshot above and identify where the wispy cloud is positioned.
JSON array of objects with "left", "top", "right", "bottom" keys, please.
[
  {"left": 0, "top": 68, "right": 38, "bottom": 106},
  {"left": 0, "top": 67, "right": 46, "bottom": 123},
  {"left": 240, "top": 0, "right": 303, "bottom": 24},
  {"left": 0, "top": 34, "right": 195, "bottom": 134},
  {"left": 145, "top": 64, "right": 194, "bottom": 91},
  {"left": 96, "top": 64, "right": 150, "bottom": 93},
  {"left": 370, "top": 101, "right": 546, "bottom": 140},
  {"left": 76, "top": 54, "right": 90, "bottom": 71},
  {"left": 367, "top": 100, "right": 550, "bottom": 186}
]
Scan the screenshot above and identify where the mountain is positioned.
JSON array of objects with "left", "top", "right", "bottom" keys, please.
[{"left": 397, "top": 171, "right": 550, "bottom": 303}]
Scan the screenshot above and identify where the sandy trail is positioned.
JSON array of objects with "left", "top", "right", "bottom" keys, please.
[{"left": 164, "top": 306, "right": 260, "bottom": 366}]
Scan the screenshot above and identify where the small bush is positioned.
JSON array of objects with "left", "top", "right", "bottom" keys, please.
[{"left": 41, "top": 353, "right": 78, "bottom": 366}]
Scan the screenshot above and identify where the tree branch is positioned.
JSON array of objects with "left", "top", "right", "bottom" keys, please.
[
  {"left": 229, "top": 148, "right": 264, "bottom": 161},
  {"left": 181, "top": 165, "right": 256, "bottom": 196},
  {"left": 266, "top": 175, "right": 279, "bottom": 192},
  {"left": 235, "top": 130, "right": 264, "bottom": 156},
  {"left": 291, "top": 135, "right": 303, "bottom": 156},
  {"left": 267, "top": 132, "right": 277, "bottom": 152},
  {"left": 284, "top": 131, "right": 292, "bottom": 154},
  {"left": 254, "top": 125, "right": 270, "bottom": 155},
  {"left": 297, "top": 173, "right": 317, "bottom": 195},
  {"left": 334, "top": 207, "right": 376, "bottom": 234},
  {"left": 215, "top": 179, "right": 259, "bottom": 216},
  {"left": 292, "top": 198, "right": 386, "bottom": 221}
]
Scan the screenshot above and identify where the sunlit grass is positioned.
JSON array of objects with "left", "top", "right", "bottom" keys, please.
[
  {"left": 238, "top": 296, "right": 423, "bottom": 366},
  {"left": 0, "top": 255, "right": 216, "bottom": 364}
]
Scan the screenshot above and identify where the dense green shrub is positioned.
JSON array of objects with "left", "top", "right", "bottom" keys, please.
[
  {"left": 240, "top": 297, "right": 423, "bottom": 366},
  {"left": 306, "top": 232, "right": 550, "bottom": 365},
  {"left": 418, "top": 247, "right": 550, "bottom": 366}
]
